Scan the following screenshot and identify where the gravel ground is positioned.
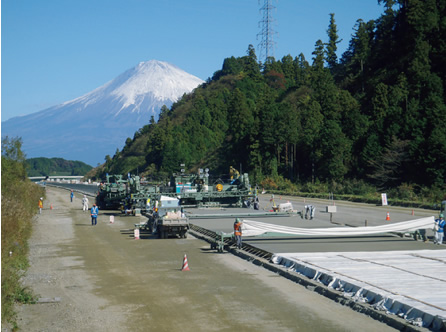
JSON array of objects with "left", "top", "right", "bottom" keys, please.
[{"left": 4, "top": 187, "right": 401, "bottom": 332}]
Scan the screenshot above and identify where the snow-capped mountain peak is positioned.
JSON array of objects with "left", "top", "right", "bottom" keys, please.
[
  {"left": 60, "top": 59, "right": 203, "bottom": 116},
  {"left": 2, "top": 60, "right": 204, "bottom": 166},
  {"left": 110, "top": 60, "right": 203, "bottom": 108}
]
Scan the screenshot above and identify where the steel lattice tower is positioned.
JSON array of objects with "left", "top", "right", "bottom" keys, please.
[{"left": 257, "top": 0, "right": 277, "bottom": 63}]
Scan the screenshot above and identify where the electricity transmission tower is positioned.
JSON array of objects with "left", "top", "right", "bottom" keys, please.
[{"left": 257, "top": 0, "right": 277, "bottom": 64}]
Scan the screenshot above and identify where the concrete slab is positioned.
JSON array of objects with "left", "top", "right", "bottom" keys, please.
[{"left": 272, "top": 250, "right": 446, "bottom": 330}]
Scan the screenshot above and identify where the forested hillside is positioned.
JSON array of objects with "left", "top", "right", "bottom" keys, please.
[
  {"left": 96, "top": 0, "right": 446, "bottom": 198},
  {"left": 26, "top": 157, "right": 92, "bottom": 177}
]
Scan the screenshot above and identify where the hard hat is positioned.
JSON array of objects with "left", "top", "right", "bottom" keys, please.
[
  {"left": 235, "top": 218, "right": 240, "bottom": 222},
  {"left": 440, "top": 214, "right": 444, "bottom": 218},
  {"left": 40, "top": 197, "right": 43, "bottom": 200}
]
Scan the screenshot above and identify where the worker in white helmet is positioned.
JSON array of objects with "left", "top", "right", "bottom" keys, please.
[{"left": 82, "top": 195, "right": 89, "bottom": 212}]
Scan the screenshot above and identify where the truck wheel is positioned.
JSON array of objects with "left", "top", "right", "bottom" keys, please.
[{"left": 183, "top": 233, "right": 187, "bottom": 239}]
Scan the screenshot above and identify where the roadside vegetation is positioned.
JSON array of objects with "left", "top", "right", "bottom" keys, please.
[
  {"left": 2, "top": 137, "right": 44, "bottom": 328},
  {"left": 259, "top": 176, "right": 445, "bottom": 210}
]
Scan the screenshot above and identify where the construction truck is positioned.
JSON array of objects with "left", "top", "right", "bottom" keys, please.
[{"left": 143, "top": 196, "right": 189, "bottom": 239}]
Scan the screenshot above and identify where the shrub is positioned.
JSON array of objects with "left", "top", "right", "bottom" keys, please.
[{"left": 2, "top": 137, "right": 43, "bottom": 327}]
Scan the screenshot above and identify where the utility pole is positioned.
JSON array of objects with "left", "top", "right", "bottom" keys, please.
[{"left": 257, "top": 0, "right": 277, "bottom": 64}]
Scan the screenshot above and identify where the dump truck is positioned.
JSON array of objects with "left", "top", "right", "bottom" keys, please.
[{"left": 143, "top": 196, "right": 189, "bottom": 239}]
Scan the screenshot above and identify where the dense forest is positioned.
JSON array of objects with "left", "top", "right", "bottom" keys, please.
[
  {"left": 95, "top": 0, "right": 446, "bottom": 199},
  {"left": 26, "top": 157, "right": 92, "bottom": 177}
]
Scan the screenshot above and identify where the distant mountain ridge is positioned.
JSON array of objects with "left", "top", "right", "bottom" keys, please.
[
  {"left": 2, "top": 60, "right": 204, "bottom": 166},
  {"left": 26, "top": 157, "right": 92, "bottom": 177}
]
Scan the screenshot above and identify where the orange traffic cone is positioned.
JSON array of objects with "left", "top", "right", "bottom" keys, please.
[
  {"left": 411, "top": 209, "right": 414, "bottom": 216},
  {"left": 182, "top": 254, "right": 190, "bottom": 271},
  {"left": 110, "top": 216, "right": 114, "bottom": 224},
  {"left": 134, "top": 228, "right": 140, "bottom": 240},
  {"left": 50, "top": 204, "right": 53, "bottom": 210},
  {"left": 386, "top": 212, "right": 390, "bottom": 221}
]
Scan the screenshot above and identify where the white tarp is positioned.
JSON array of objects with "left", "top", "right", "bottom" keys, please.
[{"left": 240, "top": 216, "right": 435, "bottom": 237}]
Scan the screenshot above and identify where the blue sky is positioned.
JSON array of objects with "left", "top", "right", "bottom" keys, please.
[{"left": 1, "top": 0, "right": 385, "bottom": 121}]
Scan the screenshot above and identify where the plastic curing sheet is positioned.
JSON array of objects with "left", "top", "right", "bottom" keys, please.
[
  {"left": 241, "top": 216, "right": 435, "bottom": 237},
  {"left": 272, "top": 250, "right": 446, "bottom": 330}
]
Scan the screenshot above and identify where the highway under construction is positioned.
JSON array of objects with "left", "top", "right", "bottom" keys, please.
[
  {"left": 187, "top": 199, "right": 445, "bottom": 330},
  {"left": 28, "top": 184, "right": 445, "bottom": 331}
]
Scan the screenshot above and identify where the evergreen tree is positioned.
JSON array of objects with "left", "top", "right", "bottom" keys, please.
[{"left": 326, "top": 13, "right": 341, "bottom": 73}]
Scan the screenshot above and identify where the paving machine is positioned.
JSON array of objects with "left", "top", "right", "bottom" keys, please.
[
  {"left": 96, "top": 174, "right": 129, "bottom": 209},
  {"left": 165, "top": 166, "right": 255, "bottom": 207},
  {"left": 98, "top": 166, "right": 256, "bottom": 211}
]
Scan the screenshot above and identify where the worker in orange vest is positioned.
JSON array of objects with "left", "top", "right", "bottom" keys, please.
[
  {"left": 38, "top": 198, "right": 43, "bottom": 214},
  {"left": 234, "top": 218, "right": 243, "bottom": 249}
]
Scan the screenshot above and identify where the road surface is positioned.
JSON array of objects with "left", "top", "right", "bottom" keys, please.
[{"left": 9, "top": 187, "right": 403, "bottom": 332}]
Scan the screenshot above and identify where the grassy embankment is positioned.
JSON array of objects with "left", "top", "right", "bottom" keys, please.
[
  {"left": 260, "top": 177, "right": 445, "bottom": 210},
  {"left": 2, "top": 138, "right": 45, "bottom": 329}
]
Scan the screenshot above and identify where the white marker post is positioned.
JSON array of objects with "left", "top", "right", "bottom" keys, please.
[{"left": 381, "top": 193, "right": 388, "bottom": 206}]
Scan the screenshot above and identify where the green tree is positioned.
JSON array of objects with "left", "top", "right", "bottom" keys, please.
[
  {"left": 367, "top": 136, "right": 410, "bottom": 189},
  {"left": 2, "top": 136, "right": 26, "bottom": 165},
  {"left": 312, "top": 39, "right": 325, "bottom": 69},
  {"left": 326, "top": 13, "right": 341, "bottom": 72}
]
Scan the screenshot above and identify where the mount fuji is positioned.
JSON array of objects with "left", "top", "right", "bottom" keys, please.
[{"left": 1, "top": 60, "right": 204, "bottom": 166}]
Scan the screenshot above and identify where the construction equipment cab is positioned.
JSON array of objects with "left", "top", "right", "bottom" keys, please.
[{"left": 147, "top": 196, "right": 189, "bottom": 239}]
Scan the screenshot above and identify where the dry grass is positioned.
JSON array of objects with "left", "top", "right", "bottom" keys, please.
[{"left": 2, "top": 157, "right": 44, "bottom": 328}]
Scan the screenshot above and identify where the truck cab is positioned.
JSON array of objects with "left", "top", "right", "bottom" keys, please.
[{"left": 147, "top": 196, "right": 189, "bottom": 239}]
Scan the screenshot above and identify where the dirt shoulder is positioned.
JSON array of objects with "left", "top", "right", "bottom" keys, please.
[{"left": 8, "top": 187, "right": 399, "bottom": 332}]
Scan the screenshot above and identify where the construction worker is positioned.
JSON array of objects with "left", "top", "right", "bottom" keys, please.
[
  {"left": 434, "top": 214, "right": 445, "bottom": 245},
  {"left": 82, "top": 195, "right": 89, "bottom": 212},
  {"left": 234, "top": 218, "right": 243, "bottom": 249},
  {"left": 229, "top": 166, "right": 240, "bottom": 184},
  {"left": 305, "top": 205, "right": 315, "bottom": 220},
  {"left": 254, "top": 197, "right": 260, "bottom": 210},
  {"left": 90, "top": 203, "right": 99, "bottom": 226},
  {"left": 413, "top": 228, "right": 428, "bottom": 242},
  {"left": 38, "top": 197, "right": 43, "bottom": 214},
  {"left": 70, "top": 190, "right": 74, "bottom": 202}
]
